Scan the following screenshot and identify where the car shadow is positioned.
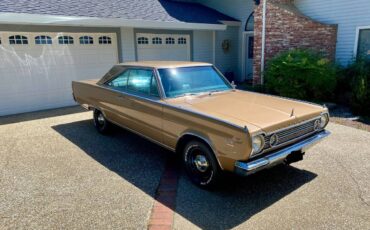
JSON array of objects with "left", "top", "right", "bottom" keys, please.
[
  {"left": 0, "top": 106, "right": 86, "bottom": 125},
  {"left": 52, "top": 120, "right": 317, "bottom": 229}
]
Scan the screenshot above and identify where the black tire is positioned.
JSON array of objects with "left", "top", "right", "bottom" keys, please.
[
  {"left": 93, "top": 109, "right": 111, "bottom": 134},
  {"left": 183, "top": 140, "right": 221, "bottom": 189}
]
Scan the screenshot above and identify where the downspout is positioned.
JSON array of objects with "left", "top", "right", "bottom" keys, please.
[
  {"left": 212, "top": 30, "right": 216, "bottom": 65},
  {"left": 260, "top": 0, "right": 267, "bottom": 85}
]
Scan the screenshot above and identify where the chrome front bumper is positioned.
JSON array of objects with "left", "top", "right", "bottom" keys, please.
[{"left": 234, "top": 130, "right": 330, "bottom": 176}]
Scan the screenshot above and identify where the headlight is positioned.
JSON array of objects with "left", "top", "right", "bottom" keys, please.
[
  {"left": 251, "top": 135, "right": 265, "bottom": 155},
  {"left": 320, "top": 113, "right": 329, "bottom": 128}
]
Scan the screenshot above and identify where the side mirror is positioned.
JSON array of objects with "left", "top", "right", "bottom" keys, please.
[{"left": 231, "top": 81, "right": 237, "bottom": 90}]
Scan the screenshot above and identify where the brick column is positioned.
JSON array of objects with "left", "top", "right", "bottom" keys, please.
[{"left": 253, "top": 0, "right": 338, "bottom": 85}]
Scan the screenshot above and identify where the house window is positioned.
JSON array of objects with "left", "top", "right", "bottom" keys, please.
[
  {"left": 35, "top": 35, "right": 52, "bottom": 45},
  {"left": 357, "top": 29, "right": 370, "bottom": 59},
  {"left": 9, "top": 35, "right": 28, "bottom": 45},
  {"left": 79, "top": 36, "right": 93, "bottom": 44},
  {"left": 248, "top": 36, "right": 254, "bottom": 59},
  {"left": 166, "top": 37, "right": 175, "bottom": 44},
  {"left": 178, "top": 37, "right": 187, "bottom": 44},
  {"left": 137, "top": 37, "right": 149, "bottom": 44},
  {"left": 152, "top": 37, "right": 162, "bottom": 44},
  {"left": 99, "top": 36, "right": 112, "bottom": 44},
  {"left": 58, "top": 36, "right": 74, "bottom": 44}
]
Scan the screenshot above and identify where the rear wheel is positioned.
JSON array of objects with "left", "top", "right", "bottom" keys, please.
[
  {"left": 183, "top": 140, "right": 221, "bottom": 189},
  {"left": 93, "top": 109, "right": 111, "bottom": 134}
]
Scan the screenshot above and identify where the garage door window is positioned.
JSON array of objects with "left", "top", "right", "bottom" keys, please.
[
  {"left": 166, "top": 37, "right": 175, "bottom": 44},
  {"left": 79, "top": 36, "right": 93, "bottom": 45},
  {"left": 58, "top": 36, "right": 74, "bottom": 44},
  {"left": 137, "top": 37, "right": 149, "bottom": 44},
  {"left": 152, "top": 37, "right": 162, "bottom": 45},
  {"left": 9, "top": 35, "right": 28, "bottom": 45},
  {"left": 178, "top": 37, "right": 187, "bottom": 44},
  {"left": 35, "top": 35, "right": 52, "bottom": 45},
  {"left": 99, "top": 36, "right": 111, "bottom": 44}
]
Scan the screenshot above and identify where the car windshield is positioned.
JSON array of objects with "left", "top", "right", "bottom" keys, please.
[{"left": 157, "top": 66, "right": 232, "bottom": 98}]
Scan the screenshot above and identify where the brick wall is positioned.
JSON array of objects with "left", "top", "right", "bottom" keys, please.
[{"left": 253, "top": 0, "right": 338, "bottom": 85}]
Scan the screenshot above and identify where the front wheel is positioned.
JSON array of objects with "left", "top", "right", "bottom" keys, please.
[
  {"left": 183, "top": 140, "right": 221, "bottom": 189},
  {"left": 93, "top": 109, "right": 111, "bottom": 134}
]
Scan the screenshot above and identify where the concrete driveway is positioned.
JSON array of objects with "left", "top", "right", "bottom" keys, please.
[{"left": 0, "top": 107, "right": 369, "bottom": 229}]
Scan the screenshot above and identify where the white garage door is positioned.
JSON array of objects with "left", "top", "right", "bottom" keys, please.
[
  {"left": 0, "top": 31, "right": 118, "bottom": 116},
  {"left": 136, "top": 33, "right": 190, "bottom": 61}
]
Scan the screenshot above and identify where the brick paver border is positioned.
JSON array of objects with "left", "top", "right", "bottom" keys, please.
[{"left": 148, "top": 157, "right": 180, "bottom": 230}]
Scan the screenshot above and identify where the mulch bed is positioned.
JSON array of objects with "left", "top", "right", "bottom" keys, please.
[
  {"left": 329, "top": 104, "right": 370, "bottom": 132},
  {"left": 330, "top": 117, "right": 370, "bottom": 132}
]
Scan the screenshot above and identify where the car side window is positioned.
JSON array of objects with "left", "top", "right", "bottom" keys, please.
[
  {"left": 150, "top": 75, "right": 160, "bottom": 97},
  {"left": 127, "top": 69, "right": 159, "bottom": 97},
  {"left": 107, "top": 70, "right": 129, "bottom": 90}
]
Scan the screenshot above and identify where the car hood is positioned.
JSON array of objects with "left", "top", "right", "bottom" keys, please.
[{"left": 165, "top": 90, "right": 327, "bottom": 134}]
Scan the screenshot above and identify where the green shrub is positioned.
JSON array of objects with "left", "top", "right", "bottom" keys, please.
[
  {"left": 265, "top": 49, "right": 337, "bottom": 102},
  {"left": 344, "top": 58, "right": 370, "bottom": 116}
]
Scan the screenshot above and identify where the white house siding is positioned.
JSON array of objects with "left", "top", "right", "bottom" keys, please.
[
  {"left": 295, "top": 0, "right": 370, "bottom": 66},
  {"left": 193, "top": 0, "right": 255, "bottom": 79},
  {"left": 215, "top": 26, "right": 239, "bottom": 78},
  {"left": 193, "top": 30, "right": 213, "bottom": 63},
  {"left": 120, "top": 27, "right": 136, "bottom": 62}
]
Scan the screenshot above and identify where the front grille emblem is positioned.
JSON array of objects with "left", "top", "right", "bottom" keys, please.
[
  {"left": 314, "top": 119, "right": 321, "bottom": 131},
  {"left": 269, "top": 134, "right": 279, "bottom": 147}
]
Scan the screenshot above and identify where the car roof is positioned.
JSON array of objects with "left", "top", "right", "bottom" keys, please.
[{"left": 117, "top": 61, "right": 213, "bottom": 69}]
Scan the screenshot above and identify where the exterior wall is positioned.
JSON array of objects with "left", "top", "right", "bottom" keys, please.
[
  {"left": 253, "top": 0, "right": 337, "bottom": 84},
  {"left": 193, "top": 0, "right": 255, "bottom": 80},
  {"left": 215, "top": 26, "right": 239, "bottom": 77},
  {"left": 295, "top": 0, "right": 370, "bottom": 66},
  {"left": 120, "top": 27, "right": 136, "bottom": 62},
  {"left": 193, "top": 30, "right": 213, "bottom": 63}
]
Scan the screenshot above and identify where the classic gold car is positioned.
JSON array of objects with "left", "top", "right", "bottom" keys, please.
[{"left": 72, "top": 61, "right": 330, "bottom": 188}]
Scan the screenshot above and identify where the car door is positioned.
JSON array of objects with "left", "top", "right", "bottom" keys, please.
[
  {"left": 101, "top": 69, "right": 134, "bottom": 127},
  {"left": 123, "top": 68, "right": 163, "bottom": 143}
]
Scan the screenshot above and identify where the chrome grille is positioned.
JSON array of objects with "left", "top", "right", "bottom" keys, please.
[{"left": 263, "top": 119, "right": 318, "bottom": 150}]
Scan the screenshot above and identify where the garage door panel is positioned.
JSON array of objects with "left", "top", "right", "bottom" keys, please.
[
  {"left": 136, "top": 33, "right": 190, "bottom": 61},
  {"left": 0, "top": 31, "right": 118, "bottom": 116}
]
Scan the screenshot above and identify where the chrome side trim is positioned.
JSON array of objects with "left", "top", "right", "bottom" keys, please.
[
  {"left": 234, "top": 130, "right": 330, "bottom": 176},
  {"left": 178, "top": 132, "right": 224, "bottom": 170}
]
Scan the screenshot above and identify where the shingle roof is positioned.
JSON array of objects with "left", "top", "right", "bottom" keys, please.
[{"left": 0, "top": 0, "right": 238, "bottom": 24}]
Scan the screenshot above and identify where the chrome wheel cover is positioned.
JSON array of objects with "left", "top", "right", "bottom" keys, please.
[
  {"left": 193, "top": 154, "right": 209, "bottom": 173},
  {"left": 97, "top": 113, "right": 105, "bottom": 125}
]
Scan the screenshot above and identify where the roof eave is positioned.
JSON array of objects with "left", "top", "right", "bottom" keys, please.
[
  {"left": 219, "top": 20, "right": 241, "bottom": 27},
  {"left": 0, "top": 13, "right": 227, "bottom": 30}
]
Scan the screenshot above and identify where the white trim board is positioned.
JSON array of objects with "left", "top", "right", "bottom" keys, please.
[
  {"left": 0, "top": 13, "right": 227, "bottom": 31},
  {"left": 241, "top": 31, "right": 254, "bottom": 81}
]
